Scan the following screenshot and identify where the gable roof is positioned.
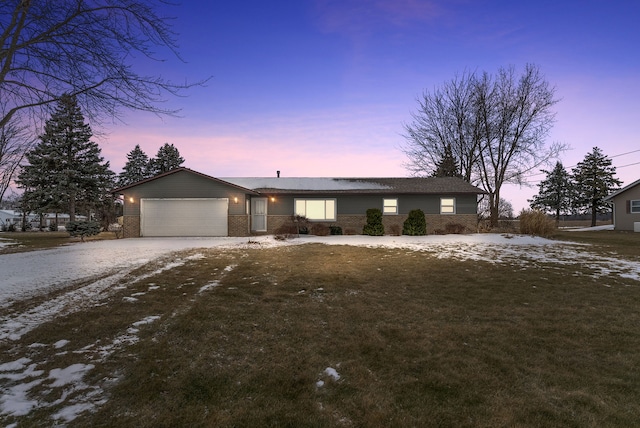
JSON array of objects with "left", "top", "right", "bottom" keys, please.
[
  {"left": 112, "top": 167, "right": 485, "bottom": 196},
  {"left": 603, "top": 178, "right": 640, "bottom": 201},
  {"left": 111, "top": 168, "right": 260, "bottom": 195},
  {"left": 222, "top": 177, "right": 485, "bottom": 195}
]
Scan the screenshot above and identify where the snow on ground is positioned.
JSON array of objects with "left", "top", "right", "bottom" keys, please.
[{"left": 0, "top": 233, "right": 639, "bottom": 424}]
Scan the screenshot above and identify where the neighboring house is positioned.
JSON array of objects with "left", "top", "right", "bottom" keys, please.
[
  {"left": 112, "top": 167, "right": 486, "bottom": 238},
  {"left": 0, "top": 210, "right": 37, "bottom": 230},
  {"left": 42, "top": 213, "right": 88, "bottom": 228},
  {"left": 0, "top": 210, "right": 87, "bottom": 230},
  {"left": 604, "top": 178, "right": 640, "bottom": 232},
  {"left": 0, "top": 210, "right": 23, "bottom": 229}
]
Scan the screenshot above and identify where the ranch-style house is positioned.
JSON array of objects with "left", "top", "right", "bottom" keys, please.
[{"left": 112, "top": 168, "right": 485, "bottom": 238}]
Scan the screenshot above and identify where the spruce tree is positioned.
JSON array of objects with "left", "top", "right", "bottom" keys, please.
[
  {"left": 150, "top": 143, "right": 184, "bottom": 175},
  {"left": 17, "top": 95, "right": 114, "bottom": 221},
  {"left": 571, "top": 147, "right": 621, "bottom": 227},
  {"left": 117, "top": 144, "right": 152, "bottom": 187},
  {"left": 432, "top": 144, "right": 462, "bottom": 178},
  {"left": 528, "top": 161, "right": 575, "bottom": 224}
]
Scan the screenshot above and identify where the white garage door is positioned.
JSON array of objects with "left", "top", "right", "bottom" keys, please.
[{"left": 141, "top": 198, "right": 228, "bottom": 237}]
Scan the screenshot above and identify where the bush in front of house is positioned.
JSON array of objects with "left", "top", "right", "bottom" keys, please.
[
  {"left": 67, "top": 221, "right": 101, "bottom": 241},
  {"left": 329, "top": 225, "right": 343, "bottom": 235},
  {"left": 363, "top": 208, "right": 384, "bottom": 236},
  {"left": 310, "top": 223, "right": 330, "bottom": 236},
  {"left": 402, "top": 209, "right": 427, "bottom": 235},
  {"left": 49, "top": 222, "right": 58, "bottom": 232},
  {"left": 519, "top": 209, "right": 556, "bottom": 237}
]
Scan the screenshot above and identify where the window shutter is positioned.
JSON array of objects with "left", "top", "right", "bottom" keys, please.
[{"left": 626, "top": 200, "right": 631, "bottom": 214}]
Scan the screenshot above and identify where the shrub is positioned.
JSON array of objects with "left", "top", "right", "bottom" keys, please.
[
  {"left": 67, "top": 221, "right": 101, "bottom": 241},
  {"left": 329, "top": 225, "right": 343, "bottom": 235},
  {"left": 444, "top": 222, "right": 466, "bottom": 234},
  {"left": 293, "top": 215, "right": 309, "bottom": 234},
  {"left": 49, "top": 222, "right": 58, "bottom": 232},
  {"left": 363, "top": 208, "right": 384, "bottom": 236},
  {"left": 310, "top": 223, "right": 330, "bottom": 236},
  {"left": 402, "top": 209, "right": 427, "bottom": 236},
  {"left": 519, "top": 209, "right": 556, "bottom": 237}
]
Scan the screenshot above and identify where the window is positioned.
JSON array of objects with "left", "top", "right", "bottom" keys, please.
[
  {"left": 440, "top": 197, "right": 456, "bottom": 214},
  {"left": 295, "top": 199, "right": 336, "bottom": 221},
  {"left": 631, "top": 200, "right": 640, "bottom": 213},
  {"left": 383, "top": 198, "right": 398, "bottom": 215}
]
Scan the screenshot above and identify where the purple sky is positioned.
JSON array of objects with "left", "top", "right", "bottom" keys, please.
[{"left": 101, "top": 0, "right": 640, "bottom": 212}]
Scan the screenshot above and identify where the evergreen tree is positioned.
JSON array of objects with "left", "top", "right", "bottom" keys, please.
[
  {"left": 17, "top": 95, "right": 115, "bottom": 221},
  {"left": 117, "top": 144, "right": 152, "bottom": 187},
  {"left": 150, "top": 143, "right": 184, "bottom": 175},
  {"left": 571, "top": 147, "right": 621, "bottom": 227},
  {"left": 432, "top": 144, "right": 462, "bottom": 178},
  {"left": 528, "top": 161, "right": 575, "bottom": 224}
]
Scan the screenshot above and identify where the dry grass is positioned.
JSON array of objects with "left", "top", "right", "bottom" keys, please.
[
  {"left": 2, "top": 236, "right": 640, "bottom": 427},
  {"left": 0, "top": 231, "right": 117, "bottom": 254}
]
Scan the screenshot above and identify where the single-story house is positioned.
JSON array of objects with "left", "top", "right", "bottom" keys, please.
[
  {"left": 604, "top": 178, "right": 640, "bottom": 232},
  {"left": 0, "top": 210, "right": 24, "bottom": 229},
  {"left": 0, "top": 210, "right": 87, "bottom": 230},
  {"left": 112, "top": 167, "right": 486, "bottom": 238}
]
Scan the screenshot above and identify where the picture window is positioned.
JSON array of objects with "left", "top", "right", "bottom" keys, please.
[{"left": 295, "top": 199, "right": 336, "bottom": 221}]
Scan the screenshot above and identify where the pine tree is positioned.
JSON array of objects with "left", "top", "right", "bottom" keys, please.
[
  {"left": 149, "top": 143, "right": 184, "bottom": 175},
  {"left": 17, "top": 95, "right": 115, "bottom": 222},
  {"left": 528, "top": 161, "right": 575, "bottom": 224},
  {"left": 432, "top": 144, "right": 462, "bottom": 178},
  {"left": 117, "top": 145, "right": 152, "bottom": 187},
  {"left": 571, "top": 147, "right": 621, "bottom": 227}
]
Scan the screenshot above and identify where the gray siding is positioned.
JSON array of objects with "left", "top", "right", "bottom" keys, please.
[
  {"left": 260, "top": 193, "right": 478, "bottom": 217},
  {"left": 611, "top": 184, "right": 640, "bottom": 231},
  {"left": 121, "top": 170, "right": 248, "bottom": 216}
]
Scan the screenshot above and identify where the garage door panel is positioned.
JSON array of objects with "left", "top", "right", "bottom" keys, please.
[{"left": 141, "top": 198, "right": 228, "bottom": 237}]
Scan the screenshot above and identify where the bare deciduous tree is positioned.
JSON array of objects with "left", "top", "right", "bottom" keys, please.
[
  {"left": 1, "top": 0, "right": 205, "bottom": 197},
  {"left": 403, "top": 71, "right": 482, "bottom": 183},
  {"left": 0, "top": 0, "right": 203, "bottom": 128},
  {"left": 403, "top": 64, "right": 565, "bottom": 226},
  {"left": 0, "top": 114, "right": 33, "bottom": 204}
]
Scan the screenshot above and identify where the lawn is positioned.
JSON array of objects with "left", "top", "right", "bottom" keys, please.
[
  {"left": 1, "top": 232, "right": 639, "bottom": 427},
  {"left": 0, "top": 231, "right": 116, "bottom": 254}
]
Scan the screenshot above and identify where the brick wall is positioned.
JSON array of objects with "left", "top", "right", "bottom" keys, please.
[
  {"left": 261, "top": 213, "right": 478, "bottom": 236},
  {"left": 122, "top": 215, "right": 140, "bottom": 238},
  {"left": 122, "top": 212, "right": 478, "bottom": 238},
  {"left": 228, "top": 215, "right": 250, "bottom": 237},
  {"left": 425, "top": 214, "right": 478, "bottom": 234}
]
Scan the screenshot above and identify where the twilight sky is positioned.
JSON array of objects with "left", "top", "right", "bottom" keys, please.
[{"left": 102, "top": 0, "right": 640, "bottom": 212}]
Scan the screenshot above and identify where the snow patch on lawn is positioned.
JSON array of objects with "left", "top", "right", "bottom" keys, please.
[
  {"left": 0, "top": 314, "right": 162, "bottom": 422},
  {"left": 1, "top": 233, "right": 638, "bottom": 424}
]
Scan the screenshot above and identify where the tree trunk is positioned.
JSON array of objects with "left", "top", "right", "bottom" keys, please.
[
  {"left": 489, "top": 193, "right": 499, "bottom": 227},
  {"left": 591, "top": 203, "right": 597, "bottom": 227},
  {"left": 69, "top": 193, "right": 76, "bottom": 222}
]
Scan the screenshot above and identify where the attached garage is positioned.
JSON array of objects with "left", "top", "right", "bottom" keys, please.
[{"left": 140, "top": 198, "right": 228, "bottom": 237}]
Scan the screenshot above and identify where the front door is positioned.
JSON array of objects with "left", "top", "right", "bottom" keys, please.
[{"left": 251, "top": 198, "right": 267, "bottom": 232}]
